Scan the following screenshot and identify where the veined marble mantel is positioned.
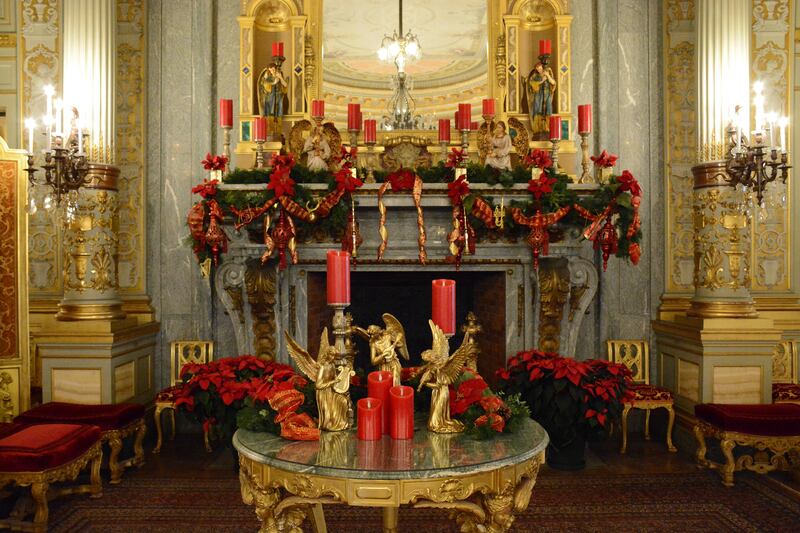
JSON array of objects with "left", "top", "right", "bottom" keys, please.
[{"left": 213, "top": 183, "right": 599, "bottom": 367}]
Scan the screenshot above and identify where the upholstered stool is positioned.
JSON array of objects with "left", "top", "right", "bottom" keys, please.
[
  {"left": 693, "top": 403, "right": 800, "bottom": 487},
  {"left": 15, "top": 402, "right": 146, "bottom": 484},
  {"left": 0, "top": 423, "right": 102, "bottom": 532}
]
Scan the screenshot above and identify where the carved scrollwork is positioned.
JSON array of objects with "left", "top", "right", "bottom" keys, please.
[
  {"left": 245, "top": 259, "right": 278, "bottom": 359},
  {"left": 536, "top": 259, "right": 570, "bottom": 353}
]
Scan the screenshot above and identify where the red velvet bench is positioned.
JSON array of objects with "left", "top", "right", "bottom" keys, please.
[
  {"left": 0, "top": 423, "right": 102, "bottom": 532},
  {"left": 693, "top": 403, "right": 800, "bottom": 487},
  {"left": 15, "top": 402, "right": 146, "bottom": 484}
]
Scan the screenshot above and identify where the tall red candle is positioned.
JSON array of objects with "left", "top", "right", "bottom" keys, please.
[
  {"left": 482, "top": 98, "right": 496, "bottom": 117},
  {"left": 470, "top": 121, "right": 479, "bottom": 131},
  {"left": 457, "top": 103, "right": 471, "bottom": 130},
  {"left": 272, "top": 41, "right": 284, "bottom": 57},
  {"left": 548, "top": 115, "right": 562, "bottom": 140},
  {"left": 364, "top": 119, "right": 377, "bottom": 143},
  {"left": 219, "top": 99, "right": 233, "bottom": 128},
  {"left": 311, "top": 99, "right": 325, "bottom": 118},
  {"left": 432, "top": 279, "right": 456, "bottom": 336},
  {"left": 326, "top": 250, "right": 350, "bottom": 305},
  {"left": 578, "top": 104, "right": 592, "bottom": 134},
  {"left": 253, "top": 117, "right": 267, "bottom": 142},
  {"left": 347, "top": 103, "right": 361, "bottom": 131},
  {"left": 389, "top": 385, "right": 414, "bottom": 440},
  {"left": 438, "top": 119, "right": 451, "bottom": 142},
  {"left": 357, "top": 398, "right": 383, "bottom": 441},
  {"left": 368, "top": 370, "right": 393, "bottom": 434},
  {"left": 539, "top": 39, "right": 551, "bottom": 56},
  {"left": 454, "top": 111, "right": 460, "bottom": 130}
]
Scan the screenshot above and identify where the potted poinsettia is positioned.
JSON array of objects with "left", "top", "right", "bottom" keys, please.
[{"left": 497, "top": 350, "right": 632, "bottom": 470}]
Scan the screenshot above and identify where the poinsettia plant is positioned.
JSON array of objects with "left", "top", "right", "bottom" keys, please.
[{"left": 496, "top": 350, "right": 632, "bottom": 448}]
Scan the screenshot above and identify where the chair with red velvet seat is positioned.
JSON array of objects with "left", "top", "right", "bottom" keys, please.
[
  {"left": 772, "top": 340, "right": 800, "bottom": 404},
  {"left": 694, "top": 402, "right": 800, "bottom": 486},
  {"left": 15, "top": 402, "right": 146, "bottom": 484},
  {"left": 607, "top": 340, "right": 677, "bottom": 454},
  {"left": 153, "top": 340, "right": 214, "bottom": 453},
  {"left": 0, "top": 422, "right": 102, "bottom": 532}
]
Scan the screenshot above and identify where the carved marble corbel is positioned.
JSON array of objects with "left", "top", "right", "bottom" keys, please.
[
  {"left": 214, "top": 258, "right": 248, "bottom": 354},
  {"left": 564, "top": 256, "right": 599, "bottom": 356}
]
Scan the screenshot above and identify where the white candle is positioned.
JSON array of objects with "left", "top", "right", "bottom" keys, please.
[
  {"left": 43, "top": 85, "right": 54, "bottom": 119},
  {"left": 25, "top": 118, "right": 36, "bottom": 154},
  {"left": 778, "top": 116, "right": 788, "bottom": 152},
  {"left": 54, "top": 98, "right": 63, "bottom": 135},
  {"left": 76, "top": 118, "right": 84, "bottom": 153}
]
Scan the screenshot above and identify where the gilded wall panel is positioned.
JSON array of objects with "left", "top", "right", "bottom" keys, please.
[{"left": 0, "top": 160, "right": 18, "bottom": 357}]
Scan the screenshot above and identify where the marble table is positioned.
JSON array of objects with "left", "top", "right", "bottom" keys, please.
[{"left": 233, "top": 416, "right": 549, "bottom": 533}]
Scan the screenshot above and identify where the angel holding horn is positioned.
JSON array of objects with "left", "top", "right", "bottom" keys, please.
[
  {"left": 417, "top": 320, "right": 478, "bottom": 434},
  {"left": 353, "top": 313, "right": 410, "bottom": 387},
  {"left": 285, "top": 328, "right": 354, "bottom": 431}
]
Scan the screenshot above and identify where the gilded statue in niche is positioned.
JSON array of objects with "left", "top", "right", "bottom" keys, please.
[
  {"left": 526, "top": 61, "right": 556, "bottom": 139},
  {"left": 257, "top": 63, "right": 287, "bottom": 130}
]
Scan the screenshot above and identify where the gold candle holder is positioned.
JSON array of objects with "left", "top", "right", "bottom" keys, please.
[
  {"left": 254, "top": 140, "right": 266, "bottom": 169},
  {"left": 441, "top": 141, "right": 449, "bottom": 163},
  {"left": 461, "top": 129, "right": 470, "bottom": 156},
  {"left": 578, "top": 131, "right": 591, "bottom": 183},
  {"left": 348, "top": 129, "right": 359, "bottom": 151},
  {"left": 330, "top": 302, "right": 355, "bottom": 425},
  {"left": 222, "top": 125, "right": 232, "bottom": 177},
  {"left": 550, "top": 138, "right": 561, "bottom": 173},
  {"left": 365, "top": 142, "right": 376, "bottom": 184}
]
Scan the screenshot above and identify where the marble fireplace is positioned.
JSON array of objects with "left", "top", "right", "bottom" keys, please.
[{"left": 214, "top": 184, "right": 599, "bottom": 374}]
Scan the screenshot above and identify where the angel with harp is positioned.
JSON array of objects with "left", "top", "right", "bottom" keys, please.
[
  {"left": 353, "top": 313, "right": 409, "bottom": 387},
  {"left": 417, "top": 320, "right": 478, "bottom": 434},
  {"left": 285, "top": 328, "right": 354, "bottom": 431}
]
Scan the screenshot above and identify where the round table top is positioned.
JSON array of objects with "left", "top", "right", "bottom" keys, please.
[{"left": 233, "top": 416, "right": 549, "bottom": 480}]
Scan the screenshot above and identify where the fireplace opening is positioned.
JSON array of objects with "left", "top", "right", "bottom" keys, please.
[{"left": 306, "top": 270, "right": 507, "bottom": 383}]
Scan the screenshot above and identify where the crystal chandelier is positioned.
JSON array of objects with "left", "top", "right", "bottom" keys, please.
[{"left": 377, "top": 0, "right": 422, "bottom": 130}]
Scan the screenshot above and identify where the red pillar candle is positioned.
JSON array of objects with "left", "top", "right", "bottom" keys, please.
[
  {"left": 389, "top": 385, "right": 414, "bottom": 440},
  {"left": 539, "top": 39, "right": 552, "bottom": 56},
  {"left": 457, "top": 103, "right": 471, "bottom": 130},
  {"left": 470, "top": 121, "right": 479, "bottom": 131},
  {"left": 482, "top": 98, "right": 496, "bottom": 117},
  {"left": 438, "top": 119, "right": 451, "bottom": 142},
  {"left": 272, "top": 41, "right": 284, "bottom": 57},
  {"left": 347, "top": 103, "right": 361, "bottom": 131},
  {"left": 548, "top": 115, "right": 562, "bottom": 140},
  {"left": 357, "top": 398, "right": 383, "bottom": 441},
  {"left": 578, "top": 104, "right": 592, "bottom": 134},
  {"left": 454, "top": 111, "right": 460, "bottom": 130},
  {"left": 253, "top": 117, "right": 267, "bottom": 142},
  {"left": 364, "top": 119, "right": 377, "bottom": 143},
  {"left": 432, "top": 279, "right": 456, "bottom": 336},
  {"left": 311, "top": 99, "right": 325, "bottom": 118},
  {"left": 326, "top": 250, "right": 350, "bottom": 305},
  {"left": 368, "top": 370, "right": 393, "bottom": 434},
  {"left": 219, "top": 99, "right": 233, "bottom": 128}
]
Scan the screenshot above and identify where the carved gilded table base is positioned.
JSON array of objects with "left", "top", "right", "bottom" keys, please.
[
  {"left": 105, "top": 418, "right": 147, "bottom": 484},
  {"left": 693, "top": 421, "right": 800, "bottom": 487},
  {"left": 237, "top": 450, "right": 544, "bottom": 533}
]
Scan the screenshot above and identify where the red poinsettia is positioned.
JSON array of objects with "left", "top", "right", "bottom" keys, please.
[
  {"left": 268, "top": 164, "right": 296, "bottom": 198},
  {"left": 447, "top": 175, "right": 470, "bottom": 203},
  {"left": 335, "top": 167, "right": 363, "bottom": 193},
  {"left": 527, "top": 173, "right": 557, "bottom": 200},
  {"left": 201, "top": 152, "right": 229, "bottom": 172},
  {"left": 617, "top": 170, "right": 642, "bottom": 197},
  {"left": 450, "top": 376, "right": 488, "bottom": 415},
  {"left": 591, "top": 150, "right": 618, "bottom": 168},
  {"left": 387, "top": 168, "right": 416, "bottom": 191},
  {"left": 523, "top": 149, "right": 553, "bottom": 170},
  {"left": 445, "top": 148, "right": 467, "bottom": 169},
  {"left": 191, "top": 178, "right": 219, "bottom": 199},
  {"left": 337, "top": 145, "right": 358, "bottom": 166},
  {"left": 475, "top": 412, "right": 505, "bottom": 432}
]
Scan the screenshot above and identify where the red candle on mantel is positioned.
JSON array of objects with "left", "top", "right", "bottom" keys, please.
[
  {"left": 438, "top": 119, "right": 451, "bottom": 142},
  {"left": 326, "top": 250, "right": 350, "bottom": 305},
  {"left": 457, "top": 103, "right": 471, "bottom": 130},
  {"left": 454, "top": 111, "right": 460, "bottom": 130},
  {"left": 368, "top": 370, "right": 393, "bottom": 434},
  {"left": 357, "top": 398, "right": 383, "bottom": 441},
  {"left": 272, "top": 41, "right": 284, "bottom": 57},
  {"left": 539, "top": 39, "right": 552, "bottom": 56},
  {"left": 364, "top": 119, "right": 376, "bottom": 143},
  {"left": 578, "top": 104, "right": 592, "bottom": 134},
  {"left": 219, "top": 99, "right": 233, "bottom": 128},
  {"left": 470, "top": 121, "right": 479, "bottom": 131},
  {"left": 548, "top": 115, "right": 562, "bottom": 140},
  {"left": 389, "top": 385, "right": 414, "bottom": 440},
  {"left": 347, "top": 103, "right": 361, "bottom": 131},
  {"left": 482, "top": 98, "right": 496, "bottom": 117},
  {"left": 311, "top": 99, "right": 325, "bottom": 118},
  {"left": 253, "top": 117, "right": 267, "bottom": 142},
  {"left": 432, "top": 279, "right": 456, "bottom": 336}
]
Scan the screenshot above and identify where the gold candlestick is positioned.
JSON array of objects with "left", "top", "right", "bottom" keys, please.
[
  {"left": 349, "top": 129, "right": 359, "bottom": 150},
  {"left": 461, "top": 129, "right": 470, "bottom": 156},
  {"left": 550, "top": 138, "right": 561, "bottom": 173},
  {"left": 365, "top": 141, "right": 376, "bottom": 184},
  {"left": 330, "top": 303, "right": 355, "bottom": 426},
  {"left": 254, "top": 140, "right": 266, "bottom": 169},
  {"left": 578, "top": 131, "right": 591, "bottom": 183},
  {"left": 222, "top": 125, "right": 232, "bottom": 177},
  {"left": 441, "top": 141, "right": 450, "bottom": 163}
]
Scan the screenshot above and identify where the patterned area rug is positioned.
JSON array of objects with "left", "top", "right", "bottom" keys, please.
[{"left": 47, "top": 467, "right": 800, "bottom": 532}]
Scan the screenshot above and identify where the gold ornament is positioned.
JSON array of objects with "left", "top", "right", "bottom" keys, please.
[
  {"left": 353, "top": 313, "right": 409, "bottom": 387},
  {"left": 417, "top": 320, "right": 478, "bottom": 434},
  {"left": 285, "top": 328, "right": 353, "bottom": 431}
]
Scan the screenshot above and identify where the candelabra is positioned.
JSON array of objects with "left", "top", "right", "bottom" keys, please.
[
  {"left": 25, "top": 143, "right": 90, "bottom": 212},
  {"left": 578, "top": 132, "right": 591, "bottom": 183},
  {"left": 725, "top": 127, "right": 791, "bottom": 206}
]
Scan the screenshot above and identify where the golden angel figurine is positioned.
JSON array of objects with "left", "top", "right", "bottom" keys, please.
[
  {"left": 417, "top": 320, "right": 478, "bottom": 434},
  {"left": 353, "top": 313, "right": 409, "bottom": 387},
  {"left": 285, "top": 328, "right": 354, "bottom": 431}
]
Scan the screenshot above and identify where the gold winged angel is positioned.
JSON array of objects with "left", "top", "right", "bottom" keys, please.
[
  {"left": 353, "top": 313, "right": 409, "bottom": 387},
  {"left": 417, "top": 320, "right": 478, "bottom": 433},
  {"left": 285, "top": 328, "right": 354, "bottom": 431}
]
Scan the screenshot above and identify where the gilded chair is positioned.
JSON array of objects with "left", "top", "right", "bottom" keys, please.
[
  {"left": 153, "top": 341, "right": 214, "bottom": 453},
  {"left": 607, "top": 340, "right": 677, "bottom": 454},
  {"left": 772, "top": 340, "right": 800, "bottom": 404}
]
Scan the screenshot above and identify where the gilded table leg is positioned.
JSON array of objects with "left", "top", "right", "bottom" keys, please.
[
  {"left": 153, "top": 404, "right": 165, "bottom": 454},
  {"left": 644, "top": 409, "right": 651, "bottom": 440},
  {"left": 620, "top": 404, "right": 632, "bottom": 454},
  {"left": 665, "top": 406, "right": 677, "bottom": 452},
  {"left": 382, "top": 506, "right": 399, "bottom": 533},
  {"left": 720, "top": 438, "right": 736, "bottom": 487},
  {"left": 203, "top": 428, "right": 213, "bottom": 453},
  {"left": 30, "top": 481, "right": 49, "bottom": 530},
  {"left": 693, "top": 424, "right": 709, "bottom": 467},
  {"left": 89, "top": 448, "right": 103, "bottom": 499},
  {"left": 107, "top": 432, "right": 124, "bottom": 485},
  {"left": 307, "top": 503, "right": 327, "bottom": 533},
  {"left": 133, "top": 420, "right": 147, "bottom": 467},
  {"left": 169, "top": 408, "right": 176, "bottom": 440}
]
